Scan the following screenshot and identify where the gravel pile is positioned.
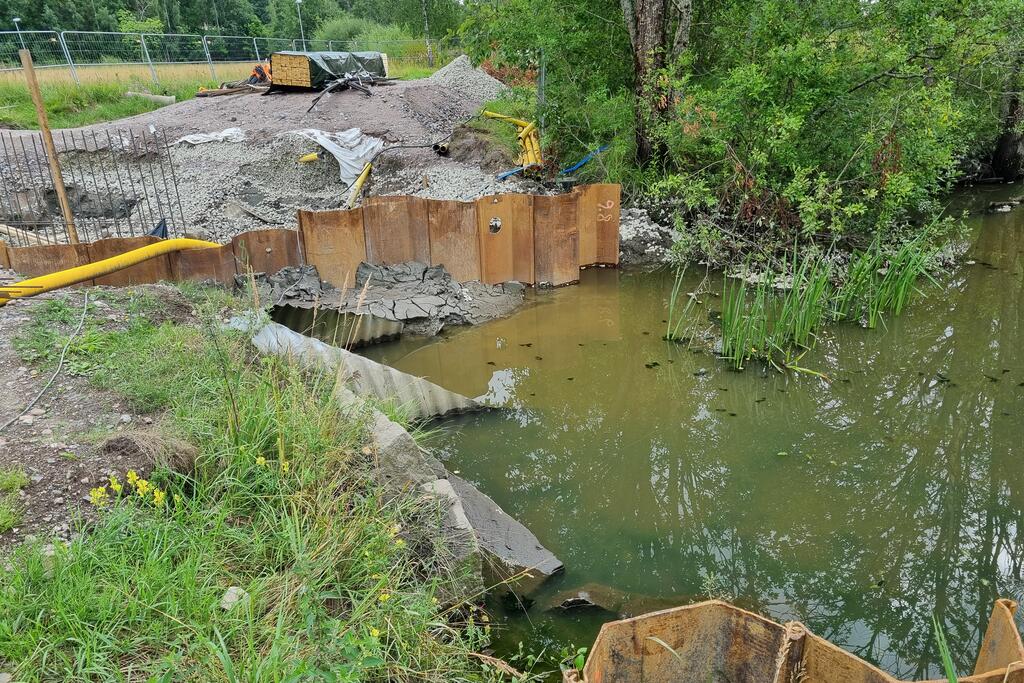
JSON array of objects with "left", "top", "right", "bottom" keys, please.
[
  {"left": 2, "top": 55, "right": 524, "bottom": 246},
  {"left": 619, "top": 207, "right": 679, "bottom": 266},
  {"left": 426, "top": 55, "right": 508, "bottom": 103},
  {"left": 380, "top": 161, "right": 541, "bottom": 201}
]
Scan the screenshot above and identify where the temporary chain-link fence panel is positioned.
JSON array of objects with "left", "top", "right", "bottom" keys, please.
[
  {"left": 1, "top": 29, "right": 448, "bottom": 84},
  {"left": 0, "top": 31, "right": 70, "bottom": 71}
]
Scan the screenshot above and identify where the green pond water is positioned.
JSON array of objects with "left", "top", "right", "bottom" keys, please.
[{"left": 360, "top": 183, "right": 1024, "bottom": 678}]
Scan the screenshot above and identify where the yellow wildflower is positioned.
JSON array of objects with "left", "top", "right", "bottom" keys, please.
[
  {"left": 280, "top": 459, "right": 290, "bottom": 474},
  {"left": 395, "top": 539, "right": 405, "bottom": 548},
  {"left": 173, "top": 493, "right": 183, "bottom": 505},
  {"left": 255, "top": 456, "right": 266, "bottom": 467},
  {"left": 126, "top": 470, "right": 139, "bottom": 486},
  {"left": 89, "top": 486, "right": 109, "bottom": 507},
  {"left": 370, "top": 627, "right": 381, "bottom": 638},
  {"left": 135, "top": 479, "right": 151, "bottom": 497},
  {"left": 108, "top": 475, "right": 122, "bottom": 494},
  {"left": 152, "top": 488, "right": 166, "bottom": 507},
  {"left": 378, "top": 593, "right": 391, "bottom": 603},
  {"left": 389, "top": 524, "right": 401, "bottom": 537},
  {"left": 370, "top": 573, "right": 383, "bottom": 580}
]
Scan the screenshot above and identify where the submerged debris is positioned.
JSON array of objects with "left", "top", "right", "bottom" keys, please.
[{"left": 343, "top": 262, "right": 525, "bottom": 335}]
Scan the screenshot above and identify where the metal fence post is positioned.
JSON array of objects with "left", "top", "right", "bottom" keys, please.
[
  {"left": 201, "top": 35, "right": 216, "bottom": 80},
  {"left": 139, "top": 33, "right": 158, "bottom": 83},
  {"left": 57, "top": 32, "right": 80, "bottom": 85},
  {"left": 252, "top": 36, "right": 261, "bottom": 62},
  {"left": 537, "top": 48, "right": 546, "bottom": 140}
]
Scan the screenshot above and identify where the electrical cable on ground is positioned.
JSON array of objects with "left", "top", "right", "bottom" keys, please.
[{"left": 0, "top": 292, "right": 90, "bottom": 435}]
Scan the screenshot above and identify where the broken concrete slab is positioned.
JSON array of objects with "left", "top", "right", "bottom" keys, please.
[
  {"left": 249, "top": 320, "right": 481, "bottom": 421},
  {"left": 242, "top": 264, "right": 326, "bottom": 305},
  {"left": 248, "top": 262, "right": 524, "bottom": 337},
  {"left": 420, "top": 478, "right": 485, "bottom": 602},
  {"left": 342, "top": 262, "right": 525, "bottom": 335},
  {"left": 239, "top": 316, "right": 563, "bottom": 600},
  {"left": 449, "top": 473, "right": 564, "bottom": 596},
  {"left": 370, "top": 411, "right": 446, "bottom": 486}
]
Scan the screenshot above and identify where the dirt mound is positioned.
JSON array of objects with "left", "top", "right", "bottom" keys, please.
[
  {"left": 448, "top": 127, "right": 515, "bottom": 171},
  {"left": 3, "top": 55, "right": 522, "bottom": 243},
  {"left": 98, "top": 431, "right": 198, "bottom": 474}
]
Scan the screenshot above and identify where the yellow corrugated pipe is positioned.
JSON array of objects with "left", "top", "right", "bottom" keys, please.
[
  {"left": 346, "top": 162, "right": 373, "bottom": 209},
  {"left": 483, "top": 110, "right": 543, "bottom": 168},
  {"left": 0, "top": 238, "right": 220, "bottom": 307}
]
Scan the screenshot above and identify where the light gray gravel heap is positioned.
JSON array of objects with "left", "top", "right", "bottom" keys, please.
[
  {"left": 619, "top": 207, "right": 680, "bottom": 266},
  {"left": 426, "top": 55, "right": 508, "bottom": 103},
  {"left": 381, "top": 160, "right": 541, "bottom": 201},
  {"left": 3, "top": 56, "right": 519, "bottom": 245}
]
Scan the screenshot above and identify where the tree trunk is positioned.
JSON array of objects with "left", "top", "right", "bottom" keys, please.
[
  {"left": 671, "top": 0, "right": 693, "bottom": 59},
  {"left": 621, "top": 0, "right": 691, "bottom": 165},
  {"left": 991, "top": 97, "right": 1023, "bottom": 180},
  {"left": 421, "top": 0, "right": 434, "bottom": 68},
  {"left": 623, "top": 0, "right": 667, "bottom": 165},
  {"left": 991, "top": 53, "right": 1023, "bottom": 180}
]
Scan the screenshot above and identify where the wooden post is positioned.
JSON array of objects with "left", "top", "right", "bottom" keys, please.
[{"left": 19, "top": 49, "right": 79, "bottom": 244}]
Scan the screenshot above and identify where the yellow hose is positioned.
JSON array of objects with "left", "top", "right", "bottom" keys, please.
[
  {"left": 0, "top": 238, "right": 220, "bottom": 306},
  {"left": 482, "top": 110, "right": 531, "bottom": 128},
  {"left": 482, "top": 110, "right": 544, "bottom": 168},
  {"left": 346, "top": 162, "right": 372, "bottom": 209}
]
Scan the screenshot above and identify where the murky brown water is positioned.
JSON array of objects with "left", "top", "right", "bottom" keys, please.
[{"left": 361, "top": 183, "right": 1024, "bottom": 678}]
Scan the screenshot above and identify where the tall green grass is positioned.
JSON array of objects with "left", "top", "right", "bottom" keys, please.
[
  {"left": 933, "top": 613, "right": 959, "bottom": 683},
  {"left": 719, "top": 275, "right": 770, "bottom": 370},
  {"left": 834, "top": 235, "right": 937, "bottom": 329},
  {"left": 0, "top": 77, "right": 215, "bottom": 129},
  {"left": 0, "top": 288, "right": 497, "bottom": 682}
]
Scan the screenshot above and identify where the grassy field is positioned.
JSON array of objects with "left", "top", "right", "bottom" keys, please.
[
  {"left": 0, "top": 286, "right": 515, "bottom": 682},
  {"left": 0, "top": 59, "right": 438, "bottom": 129}
]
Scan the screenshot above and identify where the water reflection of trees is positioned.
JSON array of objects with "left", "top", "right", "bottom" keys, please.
[{"left": 449, "top": 217, "right": 1023, "bottom": 679}]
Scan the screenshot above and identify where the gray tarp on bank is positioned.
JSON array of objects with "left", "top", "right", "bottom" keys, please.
[{"left": 275, "top": 51, "right": 387, "bottom": 87}]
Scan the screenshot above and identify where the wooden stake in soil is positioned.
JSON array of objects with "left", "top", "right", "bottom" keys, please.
[{"left": 19, "top": 49, "right": 79, "bottom": 244}]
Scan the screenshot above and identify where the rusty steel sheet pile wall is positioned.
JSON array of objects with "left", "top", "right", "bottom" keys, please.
[
  {"left": 566, "top": 599, "right": 1024, "bottom": 683},
  {"left": 298, "top": 184, "right": 619, "bottom": 289},
  {"left": 2, "top": 185, "right": 621, "bottom": 291}
]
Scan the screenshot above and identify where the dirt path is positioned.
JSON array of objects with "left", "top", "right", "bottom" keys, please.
[{"left": 0, "top": 289, "right": 183, "bottom": 550}]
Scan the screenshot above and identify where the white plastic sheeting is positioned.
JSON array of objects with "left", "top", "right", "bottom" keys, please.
[
  {"left": 285, "top": 128, "right": 384, "bottom": 185},
  {"left": 173, "top": 127, "right": 246, "bottom": 145}
]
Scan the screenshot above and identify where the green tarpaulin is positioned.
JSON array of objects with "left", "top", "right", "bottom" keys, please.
[{"left": 275, "top": 51, "right": 387, "bottom": 89}]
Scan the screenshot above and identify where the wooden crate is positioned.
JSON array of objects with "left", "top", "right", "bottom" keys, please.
[{"left": 271, "top": 53, "right": 312, "bottom": 88}]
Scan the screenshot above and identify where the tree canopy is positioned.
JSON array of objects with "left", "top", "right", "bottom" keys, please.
[
  {"left": 462, "top": 0, "right": 1024, "bottom": 246},
  {"left": 0, "top": 0, "right": 464, "bottom": 41}
]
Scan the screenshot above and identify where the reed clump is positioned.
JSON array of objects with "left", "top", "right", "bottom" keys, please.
[{"left": 666, "top": 237, "right": 938, "bottom": 371}]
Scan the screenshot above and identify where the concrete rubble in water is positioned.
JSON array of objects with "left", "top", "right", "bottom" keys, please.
[
  {"left": 343, "top": 262, "right": 526, "bottom": 335},
  {"left": 233, "top": 316, "right": 564, "bottom": 598},
  {"left": 255, "top": 263, "right": 526, "bottom": 337}
]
